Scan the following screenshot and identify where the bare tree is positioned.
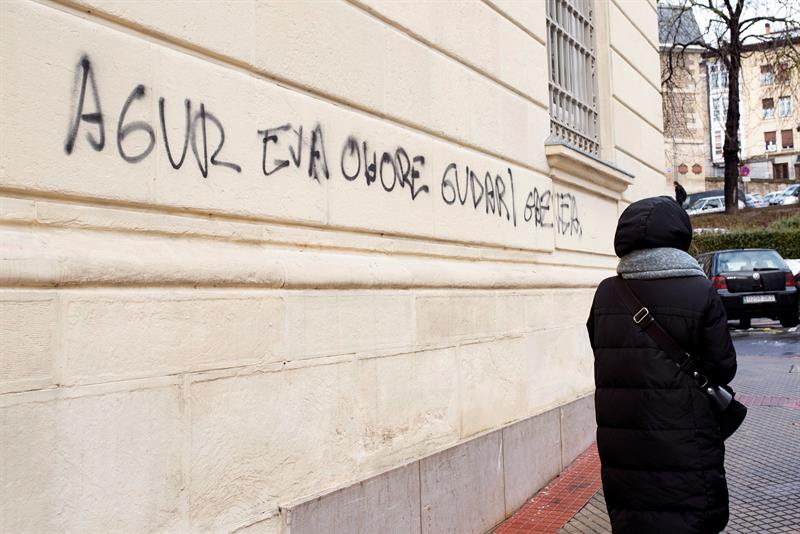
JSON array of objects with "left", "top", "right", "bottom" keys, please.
[{"left": 662, "top": 0, "right": 800, "bottom": 213}]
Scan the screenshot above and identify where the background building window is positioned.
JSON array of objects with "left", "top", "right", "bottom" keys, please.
[
  {"left": 773, "top": 162, "right": 789, "bottom": 180},
  {"left": 776, "top": 63, "right": 790, "bottom": 84},
  {"left": 713, "top": 95, "right": 729, "bottom": 122},
  {"left": 778, "top": 96, "right": 791, "bottom": 118},
  {"left": 765, "top": 131, "right": 777, "bottom": 151},
  {"left": 709, "top": 63, "right": 729, "bottom": 89},
  {"left": 763, "top": 98, "right": 775, "bottom": 119},
  {"left": 546, "top": 0, "right": 598, "bottom": 155},
  {"left": 714, "top": 131, "right": 722, "bottom": 155},
  {"left": 761, "top": 64, "right": 774, "bottom": 85},
  {"left": 781, "top": 129, "right": 794, "bottom": 149}
]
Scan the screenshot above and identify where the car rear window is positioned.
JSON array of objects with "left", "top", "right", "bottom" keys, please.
[{"left": 717, "top": 250, "right": 789, "bottom": 272}]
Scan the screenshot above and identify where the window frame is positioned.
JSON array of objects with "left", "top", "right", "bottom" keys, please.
[
  {"left": 781, "top": 129, "right": 794, "bottom": 150},
  {"left": 760, "top": 64, "right": 774, "bottom": 85},
  {"left": 762, "top": 98, "right": 775, "bottom": 119},
  {"left": 545, "top": 0, "right": 599, "bottom": 155},
  {"left": 778, "top": 96, "right": 791, "bottom": 118},
  {"left": 773, "top": 162, "right": 789, "bottom": 180},
  {"left": 764, "top": 131, "right": 777, "bottom": 152}
]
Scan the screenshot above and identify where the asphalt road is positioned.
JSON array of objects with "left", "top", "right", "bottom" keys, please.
[{"left": 729, "top": 319, "right": 800, "bottom": 358}]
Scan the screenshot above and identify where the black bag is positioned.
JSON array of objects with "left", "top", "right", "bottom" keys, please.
[{"left": 612, "top": 277, "right": 747, "bottom": 440}]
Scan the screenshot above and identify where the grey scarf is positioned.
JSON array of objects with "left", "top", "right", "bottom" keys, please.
[{"left": 617, "top": 247, "right": 705, "bottom": 280}]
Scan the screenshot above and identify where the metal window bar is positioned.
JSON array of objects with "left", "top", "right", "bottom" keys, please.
[{"left": 546, "top": 0, "right": 599, "bottom": 154}]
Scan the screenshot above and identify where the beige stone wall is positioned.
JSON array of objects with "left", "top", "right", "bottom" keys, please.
[
  {"left": 0, "top": 1, "right": 664, "bottom": 532},
  {"left": 606, "top": 0, "right": 669, "bottom": 202}
]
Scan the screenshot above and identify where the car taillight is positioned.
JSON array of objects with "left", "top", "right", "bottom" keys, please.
[
  {"left": 787, "top": 272, "right": 797, "bottom": 287},
  {"left": 711, "top": 275, "right": 727, "bottom": 289}
]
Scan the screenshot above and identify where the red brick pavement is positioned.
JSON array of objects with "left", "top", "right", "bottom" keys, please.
[
  {"left": 737, "top": 394, "right": 800, "bottom": 409},
  {"left": 494, "top": 444, "right": 601, "bottom": 534}
]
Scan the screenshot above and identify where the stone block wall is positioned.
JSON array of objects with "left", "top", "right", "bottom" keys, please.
[{"left": 0, "top": 1, "right": 663, "bottom": 532}]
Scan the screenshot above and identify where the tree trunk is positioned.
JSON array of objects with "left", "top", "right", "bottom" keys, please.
[{"left": 723, "top": 32, "right": 742, "bottom": 213}]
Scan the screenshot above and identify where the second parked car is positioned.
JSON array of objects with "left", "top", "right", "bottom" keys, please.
[{"left": 696, "top": 248, "right": 799, "bottom": 328}]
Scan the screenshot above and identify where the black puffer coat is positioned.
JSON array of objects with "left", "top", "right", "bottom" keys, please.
[{"left": 586, "top": 197, "right": 737, "bottom": 533}]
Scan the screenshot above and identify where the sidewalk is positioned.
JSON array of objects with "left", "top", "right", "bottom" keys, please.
[
  {"left": 494, "top": 353, "right": 800, "bottom": 533},
  {"left": 492, "top": 445, "right": 603, "bottom": 534}
]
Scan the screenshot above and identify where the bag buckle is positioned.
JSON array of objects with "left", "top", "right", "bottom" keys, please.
[
  {"left": 633, "top": 307, "right": 651, "bottom": 325},
  {"left": 692, "top": 371, "right": 709, "bottom": 388},
  {"left": 676, "top": 352, "right": 694, "bottom": 371}
]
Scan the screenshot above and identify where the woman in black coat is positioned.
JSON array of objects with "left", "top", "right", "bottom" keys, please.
[{"left": 586, "top": 196, "right": 737, "bottom": 533}]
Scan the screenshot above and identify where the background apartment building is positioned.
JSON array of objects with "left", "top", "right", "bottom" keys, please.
[
  {"left": 661, "top": 6, "right": 799, "bottom": 195},
  {"left": 707, "top": 31, "right": 799, "bottom": 190},
  {"left": 739, "top": 32, "right": 800, "bottom": 187},
  {"left": 0, "top": 1, "right": 666, "bottom": 532}
]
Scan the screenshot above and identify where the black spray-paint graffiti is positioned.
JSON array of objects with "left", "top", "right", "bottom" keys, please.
[
  {"left": 523, "top": 187, "right": 553, "bottom": 229},
  {"left": 63, "top": 54, "right": 581, "bottom": 238},
  {"left": 65, "top": 55, "right": 241, "bottom": 177},
  {"left": 441, "top": 164, "right": 517, "bottom": 226},
  {"left": 555, "top": 193, "right": 582, "bottom": 237},
  {"left": 64, "top": 56, "right": 105, "bottom": 154},
  {"left": 340, "top": 136, "right": 428, "bottom": 200},
  {"left": 258, "top": 123, "right": 328, "bottom": 182}
]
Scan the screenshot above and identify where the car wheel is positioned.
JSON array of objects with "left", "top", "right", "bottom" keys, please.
[
  {"left": 779, "top": 314, "right": 799, "bottom": 328},
  {"left": 739, "top": 318, "right": 751, "bottom": 329}
]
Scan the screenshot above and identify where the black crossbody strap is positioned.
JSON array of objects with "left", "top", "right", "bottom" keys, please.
[{"left": 612, "top": 276, "right": 695, "bottom": 373}]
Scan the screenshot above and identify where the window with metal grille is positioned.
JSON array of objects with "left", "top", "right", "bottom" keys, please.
[{"left": 546, "top": 0, "right": 598, "bottom": 155}]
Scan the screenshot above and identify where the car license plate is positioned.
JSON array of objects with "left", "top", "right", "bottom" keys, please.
[{"left": 743, "top": 295, "right": 776, "bottom": 304}]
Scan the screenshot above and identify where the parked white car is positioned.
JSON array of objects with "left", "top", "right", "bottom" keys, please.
[
  {"left": 687, "top": 196, "right": 725, "bottom": 215},
  {"left": 764, "top": 191, "right": 785, "bottom": 205},
  {"left": 778, "top": 184, "right": 800, "bottom": 205},
  {"left": 686, "top": 195, "right": 745, "bottom": 215},
  {"left": 782, "top": 187, "right": 800, "bottom": 205},
  {"left": 786, "top": 259, "right": 800, "bottom": 278},
  {"left": 746, "top": 194, "right": 769, "bottom": 208}
]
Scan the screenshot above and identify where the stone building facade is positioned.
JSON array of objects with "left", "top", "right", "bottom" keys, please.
[
  {"left": 0, "top": 1, "right": 665, "bottom": 532},
  {"left": 659, "top": 4, "right": 710, "bottom": 194},
  {"left": 738, "top": 36, "right": 800, "bottom": 183},
  {"left": 661, "top": 7, "right": 800, "bottom": 196}
]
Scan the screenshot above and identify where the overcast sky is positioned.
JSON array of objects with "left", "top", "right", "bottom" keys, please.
[{"left": 663, "top": 0, "right": 797, "bottom": 44}]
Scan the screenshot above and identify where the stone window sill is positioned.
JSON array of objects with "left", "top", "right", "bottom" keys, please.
[{"left": 545, "top": 138, "right": 634, "bottom": 199}]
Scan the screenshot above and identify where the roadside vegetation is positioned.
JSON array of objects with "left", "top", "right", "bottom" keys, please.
[
  {"left": 691, "top": 204, "right": 800, "bottom": 231},
  {"left": 691, "top": 207, "right": 800, "bottom": 258}
]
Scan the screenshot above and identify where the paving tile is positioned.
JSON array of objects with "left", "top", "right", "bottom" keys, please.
[{"left": 493, "top": 444, "right": 601, "bottom": 534}]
